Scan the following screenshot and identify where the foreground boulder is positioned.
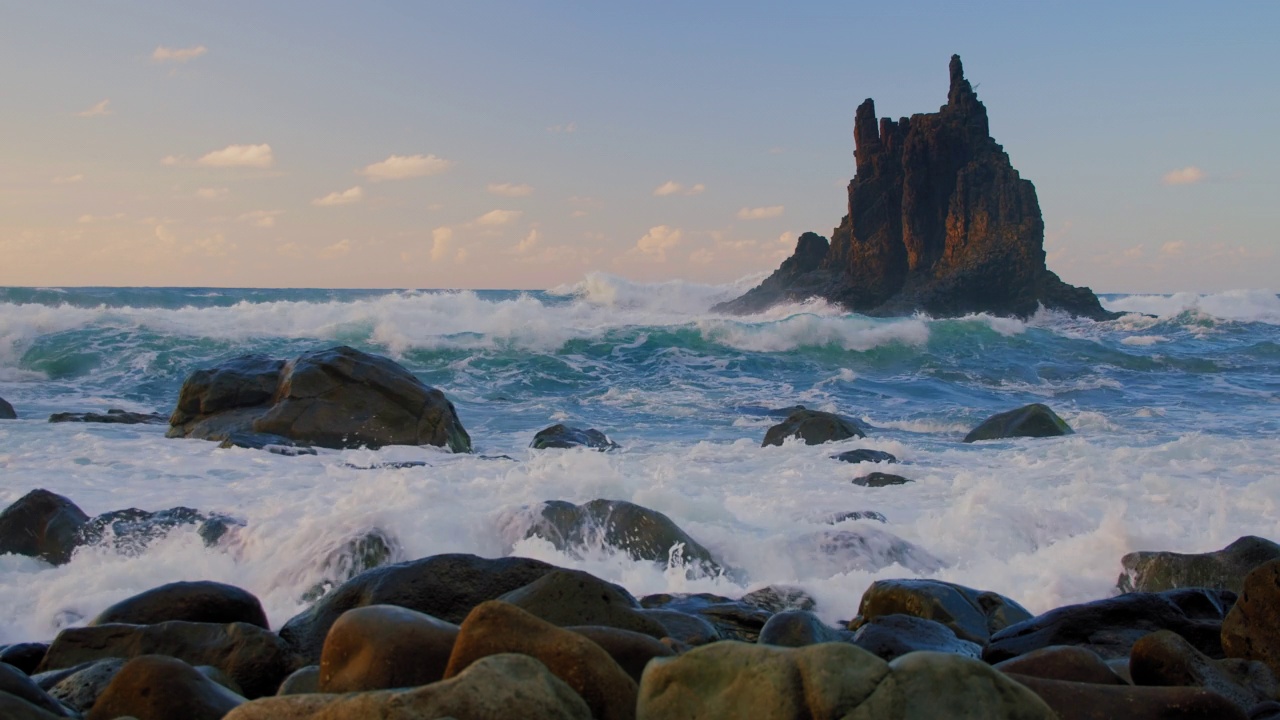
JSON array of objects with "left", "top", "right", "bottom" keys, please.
[
  {"left": 48, "top": 409, "right": 165, "bottom": 424},
  {"left": 640, "top": 587, "right": 817, "bottom": 643},
  {"left": 85, "top": 655, "right": 245, "bottom": 720},
  {"left": 167, "top": 345, "right": 471, "bottom": 452},
  {"left": 90, "top": 580, "right": 268, "bottom": 629},
  {"left": 762, "top": 408, "right": 865, "bottom": 447},
  {"left": 1130, "top": 630, "right": 1278, "bottom": 713},
  {"left": 1119, "top": 536, "right": 1280, "bottom": 594},
  {"left": 318, "top": 604, "right": 458, "bottom": 693},
  {"left": 994, "top": 645, "right": 1129, "bottom": 685},
  {"left": 964, "top": 403, "right": 1073, "bottom": 442},
  {"left": 856, "top": 578, "right": 1033, "bottom": 645},
  {"left": 0, "top": 489, "right": 89, "bottom": 565},
  {"left": 0, "top": 396, "right": 15, "bottom": 419},
  {"left": 530, "top": 424, "right": 620, "bottom": 450},
  {"left": 1222, "top": 559, "right": 1280, "bottom": 677},
  {"left": 1009, "top": 673, "right": 1250, "bottom": 720},
  {"left": 496, "top": 569, "right": 669, "bottom": 639},
  {"left": 0, "top": 663, "right": 72, "bottom": 717},
  {"left": 851, "top": 614, "right": 983, "bottom": 661}
]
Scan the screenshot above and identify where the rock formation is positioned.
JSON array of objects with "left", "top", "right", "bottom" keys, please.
[{"left": 715, "top": 55, "right": 1114, "bottom": 320}]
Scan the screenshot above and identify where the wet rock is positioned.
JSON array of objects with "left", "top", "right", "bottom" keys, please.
[
  {"left": 832, "top": 448, "right": 898, "bottom": 464},
  {"left": 823, "top": 510, "right": 889, "bottom": 524},
  {"left": 48, "top": 409, "right": 166, "bottom": 424},
  {"left": 963, "top": 403, "right": 1073, "bottom": 442},
  {"left": 168, "top": 346, "right": 471, "bottom": 452},
  {"left": 318, "top": 605, "right": 458, "bottom": 693},
  {"left": 1120, "top": 536, "right": 1280, "bottom": 594},
  {"left": 45, "top": 657, "right": 124, "bottom": 713},
  {"left": 1223, "top": 559, "right": 1280, "bottom": 677},
  {"left": 787, "top": 527, "right": 947, "bottom": 575},
  {"left": 299, "top": 529, "right": 401, "bottom": 603},
  {"left": 741, "top": 585, "right": 817, "bottom": 613},
  {"left": 0, "top": 396, "right": 15, "bottom": 419},
  {"left": 77, "top": 506, "right": 237, "bottom": 553},
  {"left": 762, "top": 408, "right": 866, "bottom": 447},
  {"left": 0, "top": 489, "right": 89, "bottom": 565},
  {"left": 0, "top": 693, "right": 67, "bottom": 720},
  {"left": 341, "top": 460, "right": 428, "bottom": 470},
  {"left": 1008, "top": 673, "right": 1249, "bottom": 720},
  {"left": 639, "top": 587, "right": 815, "bottom": 643},
  {"left": 276, "top": 666, "right": 318, "bottom": 696},
  {"left": 84, "top": 655, "right": 245, "bottom": 720},
  {"left": 225, "top": 653, "right": 592, "bottom": 720},
  {"left": 1251, "top": 701, "right": 1280, "bottom": 720},
  {"left": 758, "top": 610, "right": 854, "bottom": 647},
  {"left": 637, "top": 608, "right": 721, "bottom": 646},
  {"left": 216, "top": 432, "right": 317, "bottom": 456},
  {"left": 90, "top": 580, "right": 268, "bottom": 629},
  {"left": 857, "top": 578, "right": 1033, "bottom": 644},
  {"left": 852, "top": 471, "right": 912, "bottom": 487},
  {"left": 0, "top": 663, "right": 73, "bottom": 716},
  {"left": 37, "top": 621, "right": 297, "bottom": 699},
  {"left": 568, "top": 626, "right": 674, "bottom": 682},
  {"left": 1131, "top": 630, "right": 1277, "bottom": 712},
  {"left": 994, "top": 645, "right": 1128, "bottom": 685},
  {"left": 852, "top": 614, "right": 983, "bottom": 661},
  {"left": 735, "top": 404, "right": 807, "bottom": 418},
  {"left": 0, "top": 643, "right": 48, "bottom": 675},
  {"left": 530, "top": 423, "right": 620, "bottom": 450},
  {"left": 278, "top": 553, "right": 556, "bottom": 663},
  {"left": 497, "top": 568, "right": 669, "bottom": 639},
  {"left": 445, "top": 601, "right": 637, "bottom": 720}
]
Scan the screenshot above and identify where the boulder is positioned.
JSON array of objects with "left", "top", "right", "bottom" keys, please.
[
  {"left": 77, "top": 506, "right": 237, "bottom": 553},
  {"left": 852, "top": 472, "right": 912, "bottom": 487},
  {"left": 84, "top": 655, "right": 245, "bottom": 720},
  {"left": 36, "top": 621, "right": 297, "bottom": 699},
  {"left": 299, "top": 528, "right": 401, "bottom": 603},
  {"left": 530, "top": 423, "right": 620, "bottom": 450},
  {"left": 1007, "top": 673, "right": 1249, "bottom": 720},
  {"left": 224, "top": 653, "right": 591, "bottom": 720},
  {"left": 318, "top": 605, "right": 458, "bottom": 693},
  {"left": 276, "top": 666, "right": 318, "bottom": 696},
  {"left": 445, "top": 601, "right": 637, "bottom": 720},
  {"left": 1120, "top": 536, "right": 1280, "bottom": 594},
  {"left": 833, "top": 448, "right": 898, "bottom": 464},
  {"left": 0, "top": 693, "right": 67, "bottom": 720},
  {"left": 45, "top": 658, "right": 125, "bottom": 713},
  {"left": 567, "top": 626, "right": 675, "bottom": 682},
  {"left": 1131, "top": 630, "right": 1277, "bottom": 712},
  {"left": 963, "top": 403, "right": 1073, "bottom": 442},
  {"left": 0, "top": 489, "right": 89, "bottom": 565},
  {"left": 852, "top": 614, "right": 983, "bottom": 661},
  {"left": 994, "top": 645, "right": 1128, "bottom": 685},
  {"left": 48, "top": 409, "right": 165, "bottom": 424},
  {"left": 758, "top": 610, "right": 853, "bottom": 647},
  {"left": 856, "top": 578, "right": 1033, "bottom": 644},
  {"left": 168, "top": 346, "right": 471, "bottom": 452},
  {"left": 0, "top": 396, "right": 15, "bottom": 419},
  {"left": 90, "top": 580, "right": 268, "bottom": 629},
  {"left": 1222, "top": 559, "right": 1280, "bottom": 677},
  {"left": 637, "top": 608, "right": 721, "bottom": 646},
  {"left": 497, "top": 568, "right": 669, "bottom": 639},
  {"left": 277, "top": 553, "right": 556, "bottom": 663},
  {"left": 0, "top": 663, "right": 73, "bottom": 717},
  {"left": 0, "top": 644, "right": 48, "bottom": 675},
  {"left": 640, "top": 587, "right": 816, "bottom": 643},
  {"left": 762, "top": 408, "right": 865, "bottom": 447}
]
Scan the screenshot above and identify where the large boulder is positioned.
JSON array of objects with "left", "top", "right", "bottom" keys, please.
[
  {"left": 856, "top": 578, "right": 1033, "bottom": 644},
  {"left": 963, "top": 403, "right": 1073, "bottom": 442},
  {"left": 640, "top": 586, "right": 816, "bottom": 643},
  {"left": 318, "top": 605, "right": 458, "bottom": 693},
  {"left": 0, "top": 489, "right": 89, "bottom": 565},
  {"left": 1007, "top": 673, "right": 1249, "bottom": 720},
  {"left": 1222, "top": 559, "right": 1280, "bottom": 677},
  {"left": 530, "top": 424, "right": 619, "bottom": 450},
  {"left": 90, "top": 580, "right": 268, "bottom": 628},
  {"left": 168, "top": 346, "right": 471, "bottom": 452},
  {"left": 0, "top": 396, "right": 15, "bottom": 419},
  {"left": 0, "top": 663, "right": 73, "bottom": 717},
  {"left": 496, "top": 568, "right": 669, "bottom": 639},
  {"left": 993, "top": 645, "right": 1128, "bottom": 685},
  {"left": 851, "top": 614, "right": 983, "bottom": 661},
  {"left": 1119, "top": 536, "right": 1280, "bottom": 594},
  {"left": 1131, "top": 630, "right": 1278, "bottom": 713},
  {"left": 84, "top": 655, "right": 245, "bottom": 720},
  {"left": 762, "top": 408, "right": 865, "bottom": 447}
]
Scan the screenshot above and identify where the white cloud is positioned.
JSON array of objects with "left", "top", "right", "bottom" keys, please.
[
  {"left": 198, "top": 144, "right": 274, "bottom": 169},
  {"left": 312, "top": 186, "right": 364, "bottom": 207},
  {"left": 1122, "top": 244, "right": 1145, "bottom": 259},
  {"left": 238, "top": 210, "right": 282, "bottom": 228},
  {"left": 570, "top": 209, "right": 588, "bottom": 218},
  {"left": 516, "top": 229, "right": 540, "bottom": 253},
  {"left": 359, "top": 154, "right": 452, "bottom": 181},
  {"left": 475, "top": 209, "right": 522, "bottom": 226},
  {"left": 634, "top": 225, "right": 683, "bottom": 261},
  {"left": 737, "top": 205, "right": 785, "bottom": 220},
  {"left": 78, "top": 213, "right": 126, "bottom": 224},
  {"left": 76, "top": 99, "right": 112, "bottom": 118},
  {"left": 320, "top": 239, "right": 352, "bottom": 259},
  {"left": 152, "top": 45, "right": 208, "bottom": 63},
  {"left": 686, "top": 183, "right": 706, "bottom": 196},
  {"left": 430, "top": 226, "right": 454, "bottom": 261},
  {"left": 487, "top": 182, "right": 533, "bottom": 197},
  {"left": 52, "top": 174, "right": 84, "bottom": 184},
  {"left": 1160, "top": 241, "right": 1186, "bottom": 256},
  {"left": 653, "top": 181, "right": 683, "bottom": 197},
  {"left": 547, "top": 121, "right": 577, "bottom": 134},
  {"left": 1162, "top": 166, "right": 1204, "bottom": 186},
  {"left": 160, "top": 155, "right": 183, "bottom": 167},
  {"left": 195, "top": 187, "right": 228, "bottom": 201}
]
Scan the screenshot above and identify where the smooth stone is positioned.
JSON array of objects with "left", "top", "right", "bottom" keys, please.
[
  {"left": 0, "top": 692, "right": 67, "bottom": 720},
  {"left": 1223, "top": 559, "right": 1280, "bottom": 678},
  {"left": 1008, "top": 672, "right": 1249, "bottom": 720},
  {"left": 995, "top": 645, "right": 1128, "bottom": 685},
  {"left": 758, "top": 610, "right": 853, "bottom": 647},
  {"left": 637, "top": 608, "right": 721, "bottom": 646},
  {"left": 276, "top": 666, "right": 318, "bottom": 696},
  {"left": 963, "top": 403, "right": 1073, "bottom": 442},
  {"left": 1131, "top": 630, "right": 1278, "bottom": 712},
  {"left": 48, "top": 410, "right": 165, "bottom": 425},
  {"left": 0, "top": 644, "right": 48, "bottom": 675},
  {"left": 857, "top": 578, "right": 1033, "bottom": 644},
  {"left": 762, "top": 408, "right": 866, "bottom": 447},
  {"left": 0, "top": 489, "right": 89, "bottom": 566},
  {"left": 318, "top": 605, "right": 458, "bottom": 693},
  {"left": 497, "top": 568, "right": 669, "bottom": 639},
  {"left": 639, "top": 587, "right": 815, "bottom": 643},
  {"left": 91, "top": 580, "right": 268, "bottom": 628},
  {"left": 530, "top": 423, "right": 620, "bottom": 450},
  {"left": 0, "top": 663, "right": 73, "bottom": 716},
  {"left": 832, "top": 448, "right": 898, "bottom": 464},
  {"left": 568, "top": 626, "right": 675, "bottom": 683},
  {"left": 852, "top": 614, "right": 983, "bottom": 661},
  {"left": 46, "top": 657, "right": 125, "bottom": 713},
  {"left": 85, "top": 655, "right": 245, "bottom": 720},
  {"left": 1120, "top": 536, "right": 1280, "bottom": 594},
  {"left": 852, "top": 472, "right": 912, "bottom": 487}
]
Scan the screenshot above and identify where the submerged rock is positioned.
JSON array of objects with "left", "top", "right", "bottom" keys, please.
[
  {"left": 216, "top": 432, "right": 317, "bottom": 456},
  {"left": 963, "top": 403, "right": 1073, "bottom": 442},
  {"left": 832, "top": 448, "right": 898, "bottom": 464},
  {"left": 77, "top": 506, "right": 238, "bottom": 553},
  {"left": 299, "top": 529, "right": 401, "bottom": 603},
  {"left": 48, "top": 409, "right": 166, "bottom": 424},
  {"left": 852, "top": 472, "right": 912, "bottom": 487},
  {"left": 1119, "top": 535, "right": 1280, "bottom": 594},
  {"left": 762, "top": 408, "right": 865, "bottom": 447},
  {"left": 530, "top": 424, "right": 620, "bottom": 450},
  {"left": 822, "top": 510, "right": 889, "bottom": 524},
  {"left": 0, "top": 489, "right": 89, "bottom": 565}
]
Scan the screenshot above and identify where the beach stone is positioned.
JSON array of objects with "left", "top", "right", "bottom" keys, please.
[
  {"left": 832, "top": 448, "right": 897, "bottom": 464},
  {"left": 994, "top": 645, "right": 1128, "bottom": 685},
  {"left": 530, "top": 423, "right": 620, "bottom": 450},
  {"left": 84, "top": 655, "right": 245, "bottom": 720},
  {"left": 762, "top": 408, "right": 866, "bottom": 447},
  {"left": 45, "top": 657, "right": 124, "bottom": 712},
  {"left": 278, "top": 553, "right": 556, "bottom": 663},
  {"left": 1120, "top": 536, "right": 1280, "bottom": 594},
  {"left": 225, "top": 653, "right": 592, "bottom": 720},
  {"left": 758, "top": 610, "right": 853, "bottom": 647},
  {"left": 444, "top": 600, "right": 637, "bottom": 720},
  {"left": 1131, "top": 630, "right": 1278, "bottom": 711},
  {"left": 277, "top": 666, "right": 318, "bottom": 695},
  {"left": 637, "top": 608, "right": 721, "bottom": 646},
  {"left": 497, "top": 568, "right": 670, "bottom": 639},
  {"left": 0, "top": 489, "right": 89, "bottom": 566},
  {"left": 1008, "top": 672, "right": 1249, "bottom": 720},
  {"left": 568, "top": 626, "right": 675, "bottom": 683},
  {"left": 90, "top": 580, "right": 268, "bottom": 629},
  {"left": 852, "top": 614, "right": 983, "bottom": 661},
  {"left": 963, "top": 402, "right": 1073, "bottom": 442},
  {"left": 985, "top": 590, "right": 1229, "bottom": 663},
  {"left": 857, "top": 578, "right": 1033, "bottom": 644},
  {"left": 0, "top": 662, "right": 73, "bottom": 716},
  {"left": 0, "top": 396, "right": 15, "bottom": 419},
  {"left": 1223, "top": 559, "right": 1280, "bottom": 677},
  {"left": 0, "top": 693, "right": 67, "bottom": 720},
  {"left": 639, "top": 586, "right": 815, "bottom": 643},
  {"left": 318, "top": 604, "right": 458, "bottom": 693},
  {"left": 0, "top": 643, "right": 48, "bottom": 675},
  {"left": 852, "top": 471, "right": 912, "bottom": 487},
  {"left": 48, "top": 409, "right": 165, "bottom": 424},
  {"left": 36, "top": 620, "right": 297, "bottom": 699}
]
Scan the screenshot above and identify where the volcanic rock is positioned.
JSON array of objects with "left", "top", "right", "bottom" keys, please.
[
  {"left": 715, "top": 55, "right": 1113, "bottom": 320},
  {"left": 856, "top": 578, "right": 1033, "bottom": 644},
  {"left": 1120, "top": 535, "right": 1280, "bottom": 594},
  {"left": 90, "top": 580, "right": 268, "bottom": 629},
  {"left": 0, "top": 489, "right": 89, "bottom": 566},
  {"left": 964, "top": 403, "right": 1073, "bottom": 442},
  {"left": 530, "top": 423, "right": 620, "bottom": 450},
  {"left": 762, "top": 408, "right": 866, "bottom": 447}
]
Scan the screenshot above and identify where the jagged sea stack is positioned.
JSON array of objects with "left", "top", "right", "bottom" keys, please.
[{"left": 716, "top": 55, "right": 1113, "bottom": 320}]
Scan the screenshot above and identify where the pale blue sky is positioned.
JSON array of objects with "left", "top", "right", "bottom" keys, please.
[{"left": 2, "top": 1, "right": 1276, "bottom": 291}]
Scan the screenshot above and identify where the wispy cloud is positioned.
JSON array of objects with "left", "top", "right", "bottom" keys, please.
[
  {"left": 152, "top": 45, "right": 207, "bottom": 63},
  {"left": 1160, "top": 241, "right": 1186, "bottom": 256},
  {"left": 160, "top": 155, "right": 183, "bottom": 167},
  {"left": 238, "top": 210, "right": 282, "bottom": 228},
  {"left": 195, "top": 187, "right": 228, "bottom": 201},
  {"left": 686, "top": 183, "right": 706, "bottom": 196},
  {"left": 487, "top": 182, "right": 533, "bottom": 197},
  {"left": 320, "top": 239, "right": 352, "bottom": 259},
  {"left": 737, "top": 205, "right": 785, "bottom": 220},
  {"left": 654, "top": 181, "right": 706, "bottom": 197},
  {"left": 475, "top": 209, "right": 522, "bottom": 226},
  {"left": 52, "top": 174, "right": 84, "bottom": 184},
  {"left": 430, "top": 226, "right": 454, "bottom": 261},
  {"left": 359, "top": 154, "right": 452, "bottom": 181},
  {"left": 516, "top": 229, "right": 540, "bottom": 253},
  {"left": 77, "top": 213, "right": 126, "bottom": 224},
  {"left": 1162, "top": 166, "right": 1204, "bottom": 186},
  {"left": 198, "top": 144, "right": 274, "bottom": 169},
  {"left": 75, "top": 99, "right": 112, "bottom": 118},
  {"left": 312, "top": 186, "right": 364, "bottom": 207},
  {"left": 547, "top": 121, "right": 577, "bottom": 134},
  {"left": 634, "top": 225, "right": 683, "bottom": 261}
]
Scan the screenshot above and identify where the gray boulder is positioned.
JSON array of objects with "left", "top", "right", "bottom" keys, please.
[
  {"left": 963, "top": 403, "right": 1072, "bottom": 442},
  {"left": 1119, "top": 535, "right": 1280, "bottom": 594},
  {"left": 530, "top": 424, "right": 619, "bottom": 450},
  {"left": 856, "top": 578, "right": 1032, "bottom": 644},
  {"left": 0, "top": 396, "right": 15, "bottom": 419},
  {"left": 762, "top": 408, "right": 865, "bottom": 447},
  {"left": 0, "top": 489, "right": 89, "bottom": 565}
]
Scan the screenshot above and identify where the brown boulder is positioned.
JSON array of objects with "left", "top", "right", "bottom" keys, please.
[
  {"left": 90, "top": 580, "right": 268, "bottom": 628},
  {"left": 1120, "top": 536, "right": 1280, "bottom": 594},
  {"left": 318, "top": 605, "right": 458, "bottom": 692},
  {"left": 567, "top": 626, "right": 675, "bottom": 682},
  {"left": 1008, "top": 672, "right": 1249, "bottom": 720},
  {"left": 857, "top": 577, "right": 1032, "bottom": 644},
  {"left": 1131, "top": 630, "right": 1277, "bottom": 712},
  {"left": 995, "top": 645, "right": 1129, "bottom": 685},
  {"left": 85, "top": 655, "right": 245, "bottom": 720},
  {"left": 1223, "top": 559, "right": 1280, "bottom": 678},
  {"left": 496, "top": 568, "right": 669, "bottom": 639}
]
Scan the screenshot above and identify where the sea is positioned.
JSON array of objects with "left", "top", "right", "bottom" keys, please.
[{"left": 0, "top": 274, "right": 1277, "bottom": 644}]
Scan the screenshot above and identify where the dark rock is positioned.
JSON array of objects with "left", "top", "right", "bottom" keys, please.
[
  {"left": 1131, "top": 630, "right": 1277, "bottom": 712},
  {"left": 299, "top": 529, "right": 401, "bottom": 603},
  {"left": 852, "top": 472, "right": 912, "bottom": 487},
  {"left": 758, "top": 610, "right": 853, "bottom": 647},
  {"left": 0, "top": 396, "right": 15, "bottom": 419},
  {"left": 36, "top": 621, "right": 297, "bottom": 699},
  {"left": 0, "top": 644, "right": 47, "bottom": 675},
  {"left": 0, "top": 489, "right": 89, "bottom": 565},
  {"left": 964, "top": 403, "right": 1073, "bottom": 442},
  {"left": 318, "top": 604, "right": 458, "bottom": 693},
  {"left": 90, "top": 580, "right": 268, "bottom": 629},
  {"left": 168, "top": 346, "right": 471, "bottom": 452},
  {"left": 45, "top": 658, "right": 125, "bottom": 713},
  {"left": 48, "top": 409, "right": 166, "bottom": 424},
  {"left": 84, "top": 654, "right": 245, "bottom": 720},
  {"left": 567, "top": 626, "right": 675, "bottom": 683},
  {"left": 994, "top": 645, "right": 1128, "bottom": 685},
  {"left": 342, "top": 460, "right": 428, "bottom": 470},
  {"left": 1007, "top": 672, "right": 1250, "bottom": 720},
  {"left": 852, "top": 613, "right": 983, "bottom": 661},
  {"left": 856, "top": 578, "right": 1033, "bottom": 644},
  {"left": 0, "top": 692, "right": 67, "bottom": 720},
  {"left": 277, "top": 553, "right": 556, "bottom": 663},
  {"left": 1120, "top": 536, "right": 1280, "bottom": 594},
  {"left": 77, "top": 506, "right": 237, "bottom": 553},
  {"left": 0, "top": 662, "right": 73, "bottom": 716},
  {"left": 762, "top": 408, "right": 865, "bottom": 447},
  {"left": 497, "top": 568, "right": 669, "bottom": 639},
  {"left": 823, "top": 510, "right": 889, "bottom": 524},
  {"left": 639, "top": 586, "right": 815, "bottom": 644},
  {"left": 832, "top": 448, "right": 898, "bottom": 464},
  {"left": 637, "top": 608, "right": 721, "bottom": 646},
  {"left": 715, "top": 55, "right": 1113, "bottom": 321},
  {"left": 1251, "top": 701, "right": 1280, "bottom": 720},
  {"left": 530, "top": 423, "right": 619, "bottom": 450},
  {"left": 276, "top": 665, "right": 318, "bottom": 696},
  {"left": 740, "top": 586, "right": 817, "bottom": 614},
  {"left": 1161, "top": 586, "right": 1238, "bottom": 619},
  {"left": 1223, "top": 559, "right": 1280, "bottom": 678},
  {"left": 787, "top": 527, "right": 947, "bottom": 575},
  {"left": 216, "top": 432, "right": 317, "bottom": 455}
]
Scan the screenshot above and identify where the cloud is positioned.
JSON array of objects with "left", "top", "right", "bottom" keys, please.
[
  {"left": 516, "top": 229, "right": 540, "bottom": 253},
  {"left": 160, "top": 155, "right": 183, "bottom": 167},
  {"left": 547, "top": 121, "right": 577, "bottom": 134},
  {"left": 570, "top": 209, "right": 588, "bottom": 218},
  {"left": 686, "top": 183, "right": 706, "bottom": 196},
  {"left": 152, "top": 45, "right": 208, "bottom": 63},
  {"left": 76, "top": 99, "right": 112, "bottom": 118},
  {"left": 487, "top": 182, "right": 533, "bottom": 197},
  {"left": 1162, "top": 166, "right": 1204, "bottom": 186},
  {"left": 195, "top": 187, "right": 228, "bottom": 201},
  {"left": 52, "top": 174, "right": 84, "bottom": 184},
  {"left": 312, "top": 186, "right": 364, "bottom": 207},
  {"left": 654, "top": 181, "right": 707, "bottom": 197},
  {"left": 430, "top": 226, "right": 454, "bottom": 261},
  {"left": 78, "top": 213, "right": 126, "bottom": 224},
  {"left": 1160, "top": 241, "right": 1186, "bottom": 256},
  {"left": 634, "top": 225, "right": 683, "bottom": 261},
  {"left": 198, "top": 144, "right": 274, "bottom": 169},
  {"left": 737, "top": 205, "right": 785, "bottom": 220},
  {"left": 1122, "top": 244, "right": 1145, "bottom": 259},
  {"left": 320, "top": 239, "right": 352, "bottom": 259},
  {"left": 238, "top": 210, "right": 282, "bottom": 228},
  {"left": 475, "top": 209, "right": 522, "bottom": 226},
  {"left": 359, "top": 154, "right": 452, "bottom": 181}
]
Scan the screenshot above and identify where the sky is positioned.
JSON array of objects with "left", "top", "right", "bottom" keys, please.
[{"left": 1, "top": 1, "right": 1276, "bottom": 292}]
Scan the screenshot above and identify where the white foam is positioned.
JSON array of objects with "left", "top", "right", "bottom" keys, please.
[
  {"left": 697, "top": 314, "right": 930, "bottom": 353},
  {"left": 1104, "top": 290, "right": 1280, "bottom": 324}
]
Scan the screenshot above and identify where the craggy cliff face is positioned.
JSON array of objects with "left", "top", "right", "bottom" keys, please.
[{"left": 717, "top": 55, "right": 1112, "bottom": 320}]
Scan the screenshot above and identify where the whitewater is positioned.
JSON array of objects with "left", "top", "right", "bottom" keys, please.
[{"left": 0, "top": 275, "right": 1277, "bottom": 644}]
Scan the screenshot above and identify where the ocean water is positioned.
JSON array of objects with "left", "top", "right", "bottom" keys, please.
[{"left": 0, "top": 275, "right": 1277, "bottom": 643}]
